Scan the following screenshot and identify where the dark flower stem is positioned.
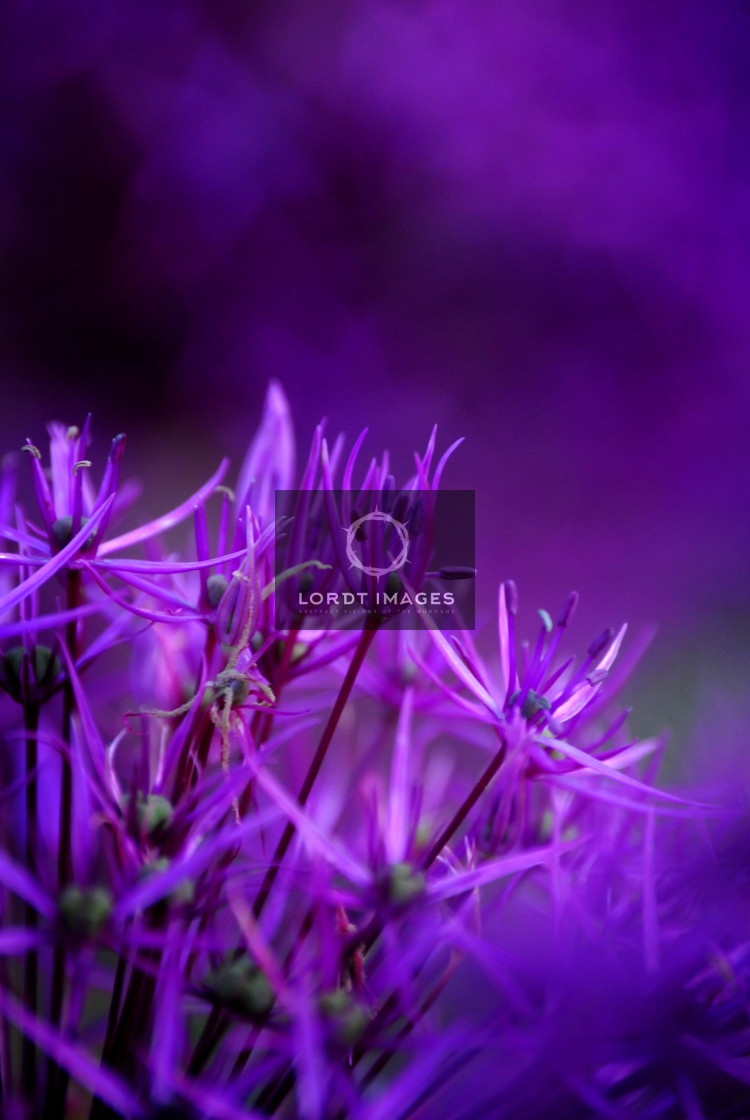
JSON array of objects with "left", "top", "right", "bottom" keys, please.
[
  {"left": 22, "top": 702, "right": 39, "bottom": 1104},
  {"left": 422, "top": 729, "right": 507, "bottom": 869},
  {"left": 359, "top": 956, "right": 461, "bottom": 1089},
  {"left": 174, "top": 630, "right": 218, "bottom": 800},
  {"left": 44, "top": 569, "right": 80, "bottom": 1120},
  {"left": 89, "top": 930, "right": 160, "bottom": 1120},
  {"left": 345, "top": 730, "right": 508, "bottom": 963},
  {"left": 99, "top": 953, "right": 127, "bottom": 1063},
  {"left": 58, "top": 570, "right": 80, "bottom": 887},
  {"left": 252, "top": 618, "right": 381, "bottom": 920},
  {"left": 188, "top": 619, "right": 380, "bottom": 1078}
]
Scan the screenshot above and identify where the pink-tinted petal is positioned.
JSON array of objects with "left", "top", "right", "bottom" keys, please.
[
  {"left": 536, "top": 735, "right": 704, "bottom": 806},
  {"left": 498, "top": 581, "right": 515, "bottom": 699},
  {"left": 427, "top": 841, "right": 581, "bottom": 903},
  {"left": 419, "top": 616, "right": 501, "bottom": 717},
  {"left": 596, "top": 621, "right": 628, "bottom": 672},
  {"left": 553, "top": 681, "right": 601, "bottom": 722}
]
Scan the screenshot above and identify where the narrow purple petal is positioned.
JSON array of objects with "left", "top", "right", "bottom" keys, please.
[
  {"left": 431, "top": 435, "right": 464, "bottom": 492},
  {"left": 247, "top": 757, "right": 370, "bottom": 887},
  {"left": 83, "top": 562, "right": 204, "bottom": 624},
  {"left": 642, "top": 805, "right": 660, "bottom": 972},
  {"left": 0, "top": 600, "right": 103, "bottom": 638},
  {"left": 150, "top": 946, "right": 183, "bottom": 1105},
  {"left": 0, "top": 494, "right": 114, "bottom": 618},
  {"left": 408, "top": 645, "right": 493, "bottom": 722},
  {"left": 91, "top": 546, "right": 246, "bottom": 575},
  {"left": 419, "top": 616, "right": 501, "bottom": 717},
  {"left": 98, "top": 457, "right": 229, "bottom": 556},
  {"left": 114, "top": 807, "right": 280, "bottom": 918},
  {"left": 234, "top": 381, "right": 295, "bottom": 529},
  {"left": 427, "top": 841, "right": 581, "bottom": 902},
  {"left": 0, "top": 928, "right": 46, "bottom": 954},
  {"left": 0, "top": 850, "right": 55, "bottom": 920},
  {"left": 536, "top": 735, "right": 706, "bottom": 806},
  {"left": 386, "top": 684, "right": 415, "bottom": 864}
]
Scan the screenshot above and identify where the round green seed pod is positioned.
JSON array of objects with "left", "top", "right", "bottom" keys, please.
[
  {"left": 51, "top": 515, "right": 95, "bottom": 550},
  {"left": 320, "top": 989, "right": 370, "bottom": 1047},
  {"left": 138, "top": 857, "right": 195, "bottom": 909},
  {"left": 59, "top": 885, "right": 113, "bottom": 941},
  {"left": 387, "top": 862, "right": 426, "bottom": 906},
  {"left": 139, "top": 794, "right": 174, "bottom": 840},
  {"left": 206, "top": 574, "right": 228, "bottom": 609},
  {"left": 205, "top": 960, "right": 274, "bottom": 1020}
]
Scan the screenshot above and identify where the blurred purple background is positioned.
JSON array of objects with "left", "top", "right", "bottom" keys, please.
[{"left": 1, "top": 0, "right": 749, "bottom": 758}]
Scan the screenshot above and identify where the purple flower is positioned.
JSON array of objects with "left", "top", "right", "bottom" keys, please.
[{"left": 0, "top": 390, "right": 741, "bottom": 1120}]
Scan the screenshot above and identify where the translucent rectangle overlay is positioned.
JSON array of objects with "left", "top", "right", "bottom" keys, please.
[{"left": 273, "top": 489, "right": 475, "bottom": 632}]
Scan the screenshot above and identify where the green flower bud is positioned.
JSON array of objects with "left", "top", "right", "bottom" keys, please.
[
  {"left": 206, "top": 574, "right": 228, "bottom": 609},
  {"left": 520, "top": 690, "right": 551, "bottom": 720},
  {"left": 319, "top": 989, "right": 370, "bottom": 1047},
  {"left": 204, "top": 960, "right": 274, "bottom": 1020},
  {"left": 0, "top": 645, "right": 61, "bottom": 705},
  {"left": 51, "top": 515, "right": 95, "bottom": 551},
  {"left": 59, "top": 885, "right": 113, "bottom": 941},
  {"left": 140, "top": 794, "right": 174, "bottom": 840},
  {"left": 386, "top": 862, "right": 426, "bottom": 906},
  {"left": 138, "top": 857, "right": 195, "bottom": 908}
]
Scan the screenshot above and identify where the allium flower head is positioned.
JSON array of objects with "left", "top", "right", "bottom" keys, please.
[{"left": 0, "top": 389, "right": 738, "bottom": 1120}]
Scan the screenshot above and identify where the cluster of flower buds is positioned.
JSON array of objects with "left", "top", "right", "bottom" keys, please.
[{"left": 0, "top": 386, "right": 732, "bottom": 1120}]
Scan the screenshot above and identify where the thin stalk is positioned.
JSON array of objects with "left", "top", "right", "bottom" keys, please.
[
  {"left": 341, "top": 731, "right": 508, "bottom": 965},
  {"left": 174, "top": 629, "right": 217, "bottom": 800},
  {"left": 359, "top": 957, "right": 461, "bottom": 1088},
  {"left": 252, "top": 620, "right": 380, "bottom": 920},
  {"left": 89, "top": 919, "right": 162, "bottom": 1120},
  {"left": 99, "top": 952, "right": 128, "bottom": 1066},
  {"left": 422, "top": 730, "right": 507, "bottom": 869},
  {"left": 237, "top": 622, "right": 301, "bottom": 821},
  {"left": 22, "top": 702, "right": 39, "bottom": 1104},
  {"left": 188, "top": 620, "right": 380, "bottom": 1078},
  {"left": 228, "top": 905, "right": 316, "bottom": 1083},
  {"left": 44, "top": 570, "right": 81, "bottom": 1119}
]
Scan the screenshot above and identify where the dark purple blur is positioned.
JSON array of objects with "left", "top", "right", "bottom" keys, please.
[{"left": 2, "top": 0, "right": 749, "bottom": 751}]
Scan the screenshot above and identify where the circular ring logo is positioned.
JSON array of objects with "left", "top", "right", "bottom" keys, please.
[{"left": 345, "top": 510, "right": 410, "bottom": 578}]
